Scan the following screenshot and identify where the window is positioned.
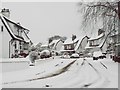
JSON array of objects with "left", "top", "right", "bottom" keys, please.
[
  {"left": 23, "top": 43, "right": 29, "bottom": 50},
  {"left": 64, "top": 44, "right": 74, "bottom": 50},
  {"left": 19, "top": 42, "right": 22, "bottom": 50},
  {"left": 89, "top": 41, "right": 92, "bottom": 46},
  {"left": 14, "top": 41, "right": 17, "bottom": 49},
  {"left": 1, "top": 26, "right": 3, "bottom": 32},
  {"left": 89, "top": 40, "right": 99, "bottom": 46}
]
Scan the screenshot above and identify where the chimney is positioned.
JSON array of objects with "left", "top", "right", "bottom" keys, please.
[
  {"left": 98, "top": 29, "right": 104, "bottom": 36},
  {"left": 1, "top": 8, "right": 10, "bottom": 18}
]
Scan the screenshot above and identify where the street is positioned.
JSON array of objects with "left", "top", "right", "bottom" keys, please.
[{"left": 0, "top": 57, "right": 118, "bottom": 88}]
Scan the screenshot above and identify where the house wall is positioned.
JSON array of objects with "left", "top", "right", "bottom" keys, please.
[
  {"left": 76, "top": 37, "right": 88, "bottom": 53},
  {"left": 0, "top": 22, "right": 12, "bottom": 58},
  {"left": 10, "top": 40, "right": 21, "bottom": 58},
  {"left": 0, "top": 21, "right": 22, "bottom": 58},
  {"left": 0, "top": 23, "right": 2, "bottom": 58},
  {"left": 101, "top": 40, "right": 107, "bottom": 53},
  {"left": 55, "top": 41, "right": 63, "bottom": 51}
]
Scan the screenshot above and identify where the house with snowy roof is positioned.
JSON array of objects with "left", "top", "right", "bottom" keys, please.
[
  {"left": 40, "top": 39, "right": 63, "bottom": 54},
  {"left": 85, "top": 29, "right": 111, "bottom": 53},
  {"left": 0, "top": 8, "right": 32, "bottom": 58},
  {"left": 49, "top": 39, "right": 63, "bottom": 54},
  {"left": 60, "top": 35, "right": 89, "bottom": 55}
]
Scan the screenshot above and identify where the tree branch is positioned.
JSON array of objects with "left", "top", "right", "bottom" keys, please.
[{"left": 87, "top": 3, "right": 118, "bottom": 14}]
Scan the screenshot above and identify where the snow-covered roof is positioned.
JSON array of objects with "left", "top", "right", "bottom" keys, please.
[
  {"left": 88, "top": 33, "right": 104, "bottom": 41},
  {"left": 0, "top": 14, "right": 31, "bottom": 42},
  {"left": 41, "top": 44, "right": 48, "bottom": 47},
  {"left": 60, "top": 49, "right": 75, "bottom": 52},
  {"left": 2, "top": 14, "right": 29, "bottom": 31},
  {"left": 62, "top": 36, "right": 88, "bottom": 52},
  {"left": 85, "top": 34, "right": 106, "bottom": 50},
  {"left": 49, "top": 39, "right": 61, "bottom": 46},
  {"left": 49, "top": 39, "right": 63, "bottom": 50},
  {"left": 85, "top": 39, "right": 105, "bottom": 49},
  {"left": 74, "top": 36, "right": 88, "bottom": 51},
  {"left": 63, "top": 38, "right": 79, "bottom": 45}
]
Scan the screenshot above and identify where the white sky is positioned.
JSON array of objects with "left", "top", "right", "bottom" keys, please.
[{"left": 2, "top": 2, "right": 85, "bottom": 44}]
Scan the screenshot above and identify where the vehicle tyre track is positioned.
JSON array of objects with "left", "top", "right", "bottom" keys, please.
[
  {"left": 81, "top": 60, "right": 108, "bottom": 88},
  {"left": 2, "top": 60, "right": 76, "bottom": 85},
  {"left": 100, "top": 61, "right": 107, "bottom": 69}
]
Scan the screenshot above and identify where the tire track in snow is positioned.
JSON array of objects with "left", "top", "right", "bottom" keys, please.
[
  {"left": 2, "top": 60, "right": 76, "bottom": 85},
  {"left": 42, "top": 59, "right": 84, "bottom": 88},
  {"left": 80, "top": 60, "right": 103, "bottom": 88},
  {"left": 63, "top": 58, "right": 99, "bottom": 88},
  {"left": 100, "top": 61, "right": 107, "bottom": 69},
  {"left": 81, "top": 58, "right": 85, "bottom": 66},
  {"left": 81, "top": 59, "right": 109, "bottom": 88},
  {"left": 62, "top": 59, "right": 91, "bottom": 88},
  {"left": 78, "top": 60, "right": 101, "bottom": 88}
]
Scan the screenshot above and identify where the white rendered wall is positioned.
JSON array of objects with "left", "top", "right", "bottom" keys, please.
[{"left": 1, "top": 22, "right": 11, "bottom": 58}]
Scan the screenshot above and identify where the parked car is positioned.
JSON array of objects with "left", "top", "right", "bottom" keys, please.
[
  {"left": 40, "top": 50, "right": 52, "bottom": 59},
  {"left": 112, "top": 55, "right": 120, "bottom": 63},
  {"left": 70, "top": 53, "right": 80, "bottom": 58},
  {"left": 18, "top": 52, "right": 29, "bottom": 58},
  {"left": 93, "top": 51, "right": 106, "bottom": 60},
  {"left": 60, "top": 52, "right": 70, "bottom": 59},
  {"left": 84, "top": 53, "right": 93, "bottom": 57}
]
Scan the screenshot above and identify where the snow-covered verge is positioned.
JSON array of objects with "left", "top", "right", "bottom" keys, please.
[{"left": 0, "top": 57, "right": 118, "bottom": 88}]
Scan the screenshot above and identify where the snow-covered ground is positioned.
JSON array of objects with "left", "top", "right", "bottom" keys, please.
[{"left": 0, "top": 56, "right": 118, "bottom": 88}]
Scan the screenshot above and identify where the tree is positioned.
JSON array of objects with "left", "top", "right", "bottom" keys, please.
[
  {"left": 48, "top": 35, "right": 67, "bottom": 43},
  {"left": 118, "top": 1, "right": 120, "bottom": 56},
  {"left": 48, "top": 35, "right": 61, "bottom": 44},
  {"left": 78, "top": 0, "right": 120, "bottom": 55},
  {"left": 78, "top": 1, "right": 119, "bottom": 35}
]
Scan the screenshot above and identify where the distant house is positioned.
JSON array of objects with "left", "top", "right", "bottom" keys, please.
[
  {"left": 60, "top": 36, "right": 89, "bottom": 55},
  {"left": 0, "top": 8, "right": 32, "bottom": 58},
  {"left": 40, "top": 44, "right": 49, "bottom": 51},
  {"left": 40, "top": 39, "right": 63, "bottom": 54},
  {"left": 49, "top": 39, "right": 63, "bottom": 54},
  {"left": 85, "top": 29, "right": 110, "bottom": 53}
]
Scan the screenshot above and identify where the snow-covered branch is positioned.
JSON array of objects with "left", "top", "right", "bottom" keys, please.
[{"left": 87, "top": 3, "right": 118, "bottom": 14}]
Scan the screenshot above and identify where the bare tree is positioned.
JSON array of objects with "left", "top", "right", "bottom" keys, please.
[
  {"left": 78, "top": 0, "right": 120, "bottom": 56},
  {"left": 78, "top": 0, "right": 119, "bottom": 35}
]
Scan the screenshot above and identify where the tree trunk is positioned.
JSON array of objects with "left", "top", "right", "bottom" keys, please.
[
  {"left": 117, "top": 1, "right": 120, "bottom": 56},
  {"left": 118, "top": 1, "right": 120, "bottom": 19}
]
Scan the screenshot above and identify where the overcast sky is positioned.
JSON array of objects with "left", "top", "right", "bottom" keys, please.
[{"left": 2, "top": 2, "right": 86, "bottom": 44}]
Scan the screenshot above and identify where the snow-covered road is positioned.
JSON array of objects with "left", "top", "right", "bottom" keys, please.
[{"left": 0, "top": 57, "right": 118, "bottom": 88}]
